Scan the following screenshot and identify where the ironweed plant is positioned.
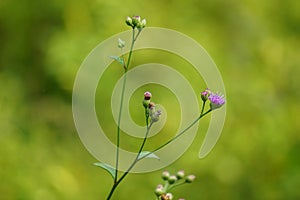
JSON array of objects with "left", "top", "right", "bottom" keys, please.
[{"left": 93, "top": 16, "right": 225, "bottom": 200}]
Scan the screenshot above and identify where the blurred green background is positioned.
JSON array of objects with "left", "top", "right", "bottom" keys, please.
[{"left": 1, "top": 0, "right": 300, "bottom": 199}]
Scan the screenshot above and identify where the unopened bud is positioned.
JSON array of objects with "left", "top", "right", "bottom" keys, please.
[
  {"left": 162, "top": 171, "right": 170, "bottom": 180},
  {"left": 137, "top": 18, "right": 146, "bottom": 29},
  {"left": 143, "top": 91, "right": 152, "bottom": 108},
  {"left": 132, "top": 16, "right": 141, "bottom": 26},
  {"left": 155, "top": 187, "right": 164, "bottom": 196},
  {"left": 201, "top": 88, "right": 211, "bottom": 102},
  {"left": 185, "top": 175, "right": 196, "bottom": 183},
  {"left": 165, "top": 193, "right": 173, "bottom": 200},
  {"left": 176, "top": 170, "right": 185, "bottom": 179},
  {"left": 168, "top": 175, "right": 177, "bottom": 184},
  {"left": 144, "top": 91, "right": 152, "bottom": 100},
  {"left": 125, "top": 16, "right": 133, "bottom": 27}
]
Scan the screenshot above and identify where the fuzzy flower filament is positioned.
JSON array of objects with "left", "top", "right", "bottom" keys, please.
[{"left": 208, "top": 92, "right": 225, "bottom": 110}]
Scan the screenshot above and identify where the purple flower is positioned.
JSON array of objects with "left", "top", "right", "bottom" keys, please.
[
  {"left": 208, "top": 92, "right": 225, "bottom": 110},
  {"left": 143, "top": 91, "right": 152, "bottom": 108},
  {"left": 144, "top": 91, "right": 152, "bottom": 100}
]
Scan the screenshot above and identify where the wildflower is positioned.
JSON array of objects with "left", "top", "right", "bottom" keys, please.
[
  {"left": 185, "top": 175, "right": 196, "bottom": 183},
  {"left": 176, "top": 170, "right": 185, "bottom": 179},
  {"left": 168, "top": 175, "right": 177, "bottom": 184},
  {"left": 162, "top": 171, "right": 170, "bottom": 180},
  {"left": 200, "top": 88, "right": 211, "bottom": 102},
  {"left": 125, "top": 16, "right": 133, "bottom": 27},
  {"left": 143, "top": 91, "right": 152, "bottom": 108},
  {"left": 155, "top": 184, "right": 164, "bottom": 196},
  {"left": 165, "top": 193, "right": 173, "bottom": 200},
  {"left": 144, "top": 91, "right": 152, "bottom": 100},
  {"left": 150, "top": 106, "right": 161, "bottom": 123},
  {"left": 137, "top": 18, "right": 146, "bottom": 29},
  {"left": 125, "top": 15, "right": 146, "bottom": 29},
  {"left": 208, "top": 92, "right": 225, "bottom": 110}
]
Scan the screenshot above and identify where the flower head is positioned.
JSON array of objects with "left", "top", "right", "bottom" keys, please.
[
  {"left": 165, "top": 193, "right": 173, "bottom": 200},
  {"left": 201, "top": 88, "right": 211, "bottom": 102},
  {"left": 150, "top": 107, "right": 161, "bottom": 123},
  {"left": 176, "top": 170, "right": 185, "bottom": 179},
  {"left": 143, "top": 91, "right": 152, "bottom": 108},
  {"left": 208, "top": 92, "right": 225, "bottom": 110},
  {"left": 144, "top": 91, "right": 152, "bottom": 100},
  {"left": 168, "top": 175, "right": 177, "bottom": 184},
  {"left": 162, "top": 171, "right": 170, "bottom": 180},
  {"left": 185, "top": 174, "right": 196, "bottom": 183},
  {"left": 125, "top": 15, "right": 146, "bottom": 29},
  {"left": 155, "top": 184, "right": 164, "bottom": 196}
]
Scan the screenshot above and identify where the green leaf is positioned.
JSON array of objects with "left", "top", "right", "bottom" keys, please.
[
  {"left": 110, "top": 55, "right": 124, "bottom": 66},
  {"left": 93, "top": 162, "right": 116, "bottom": 179},
  {"left": 137, "top": 151, "right": 160, "bottom": 160}
]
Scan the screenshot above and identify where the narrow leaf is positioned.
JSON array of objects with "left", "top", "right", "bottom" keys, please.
[
  {"left": 138, "top": 151, "right": 160, "bottom": 160},
  {"left": 93, "top": 162, "right": 116, "bottom": 179},
  {"left": 110, "top": 55, "right": 124, "bottom": 66}
]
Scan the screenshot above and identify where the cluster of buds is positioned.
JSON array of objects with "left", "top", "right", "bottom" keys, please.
[
  {"left": 143, "top": 92, "right": 161, "bottom": 123},
  {"left": 125, "top": 15, "right": 146, "bottom": 29},
  {"left": 201, "top": 88, "right": 225, "bottom": 110},
  {"left": 155, "top": 170, "right": 196, "bottom": 200}
]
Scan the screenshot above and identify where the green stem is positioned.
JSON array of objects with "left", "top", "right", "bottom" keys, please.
[
  {"left": 106, "top": 123, "right": 152, "bottom": 200},
  {"left": 138, "top": 105, "right": 212, "bottom": 161},
  {"left": 107, "top": 28, "right": 141, "bottom": 200},
  {"left": 114, "top": 28, "right": 136, "bottom": 182},
  {"left": 167, "top": 180, "right": 186, "bottom": 191},
  {"left": 201, "top": 100, "right": 206, "bottom": 115},
  {"left": 114, "top": 72, "right": 127, "bottom": 182}
]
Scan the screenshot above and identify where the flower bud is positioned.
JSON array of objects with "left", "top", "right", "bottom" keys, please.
[
  {"left": 165, "top": 193, "right": 173, "bottom": 200},
  {"left": 117, "top": 38, "right": 125, "bottom": 48},
  {"left": 144, "top": 91, "right": 152, "bottom": 100},
  {"left": 132, "top": 16, "right": 141, "bottom": 27},
  {"left": 176, "top": 170, "right": 185, "bottom": 179},
  {"left": 185, "top": 175, "right": 196, "bottom": 183},
  {"left": 143, "top": 91, "right": 152, "bottom": 108},
  {"left": 125, "top": 16, "right": 133, "bottom": 27},
  {"left": 151, "top": 109, "right": 161, "bottom": 123},
  {"left": 162, "top": 171, "right": 170, "bottom": 180},
  {"left": 201, "top": 88, "right": 211, "bottom": 102},
  {"left": 155, "top": 187, "right": 164, "bottom": 196},
  {"left": 137, "top": 18, "right": 146, "bottom": 29},
  {"left": 168, "top": 175, "right": 177, "bottom": 184},
  {"left": 141, "top": 19, "right": 146, "bottom": 26}
]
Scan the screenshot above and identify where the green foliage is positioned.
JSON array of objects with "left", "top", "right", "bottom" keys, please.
[
  {"left": 110, "top": 56, "right": 124, "bottom": 66},
  {"left": 93, "top": 163, "right": 116, "bottom": 179},
  {"left": 138, "top": 151, "right": 160, "bottom": 160}
]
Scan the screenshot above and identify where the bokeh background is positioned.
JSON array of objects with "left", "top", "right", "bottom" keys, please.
[{"left": 1, "top": 0, "right": 300, "bottom": 199}]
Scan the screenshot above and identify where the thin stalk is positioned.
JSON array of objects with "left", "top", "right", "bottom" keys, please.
[
  {"left": 167, "top": 181, "right": 186, "bottom": 191},
  {"left": 138, "top": 106, "right": 212, "bottom": 161},
  {"left": 106, "top": 123, "right": 152, "bottom": 200},
  {"left": 114, "top": 28, "right": 136, "bottom": 181},
  {"left": 107, "top": 28, "right": 141, "bottom": 200},
  {"left": 116, "top": 122, "right": 153, "bottom": 186}
]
